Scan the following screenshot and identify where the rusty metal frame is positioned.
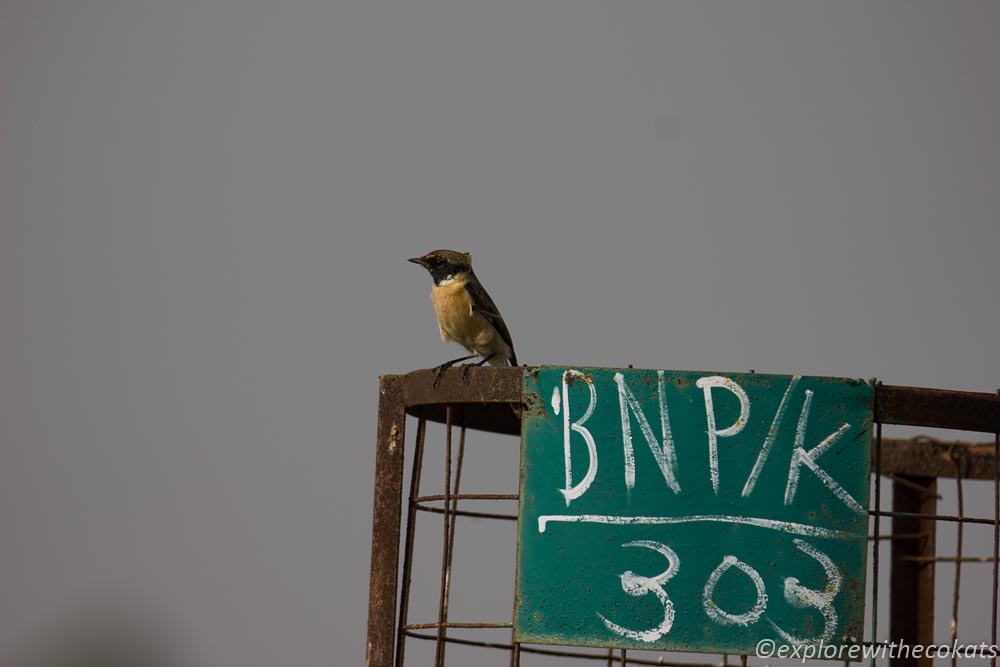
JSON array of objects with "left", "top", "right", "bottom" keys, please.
[
  {"left": 366, "top": 368, "right": 1000, "bottom": 666},
  {"left": 367, "top": 375, "right": 406, "bottom": 667}
]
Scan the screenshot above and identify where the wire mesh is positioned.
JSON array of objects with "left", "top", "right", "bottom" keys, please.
[{"left": 368, "top": 368, "right": 1000, "bottom": 666}]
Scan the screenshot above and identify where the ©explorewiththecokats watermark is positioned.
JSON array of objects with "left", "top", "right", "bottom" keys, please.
[{"left": 755, "top": 637, "right": 999, "bottom": 663}]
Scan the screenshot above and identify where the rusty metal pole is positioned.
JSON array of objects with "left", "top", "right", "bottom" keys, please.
[
  {"left": 366, "top": 375, "right": 406, "bottom": 667},
  {"left": 889, "top": 475, "right": 937, "bottom": 667}
]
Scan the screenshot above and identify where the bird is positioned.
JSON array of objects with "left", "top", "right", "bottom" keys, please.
[{"left": 408, "top": 249, "right": 517, "bottom": 386}]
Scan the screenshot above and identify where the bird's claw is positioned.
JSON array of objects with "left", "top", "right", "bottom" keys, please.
[
  {"left": 432, "top": 363, "right": 450, "bottom": 389},
  {"left": 431, "top": 354, "right": 486, "bottom": 389}
]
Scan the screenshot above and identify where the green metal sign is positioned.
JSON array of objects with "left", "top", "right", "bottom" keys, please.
[{"left": 515, "top": 367, "right": 872, "bottom": 655}]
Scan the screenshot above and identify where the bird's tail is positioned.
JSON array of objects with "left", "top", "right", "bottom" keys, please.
[{"left": 488, "top": 349, "right": 518, "bottom": 367}]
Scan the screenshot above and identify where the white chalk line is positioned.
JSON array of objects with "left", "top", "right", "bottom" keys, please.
[{"left": 537, "top": 514, "right": 860, "bottom": 539}]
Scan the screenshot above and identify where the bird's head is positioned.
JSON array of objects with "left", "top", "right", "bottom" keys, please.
[{"left": 408, "top": 249, "right": 473, "bottom": 284}]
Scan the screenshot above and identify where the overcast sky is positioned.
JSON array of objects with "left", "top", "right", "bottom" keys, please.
[{"left": 2, "top": 2, "right": 999, "bottom": 665}]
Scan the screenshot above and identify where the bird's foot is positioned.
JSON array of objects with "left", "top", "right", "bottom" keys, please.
[
  {"left": 431, "top": 354, "right": 481, "bottom": 389},
  {"left": 462, "top": 353, "right": 497, "bottom": 380},
  {"left": 432, "top": 363, "right": 453, "bottom": 389}
]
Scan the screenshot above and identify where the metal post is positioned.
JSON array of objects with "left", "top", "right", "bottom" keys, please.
[
  {"left": 366, "top": 376, "right": 407, "bottom": 667},
  {"left": 889, "top": 475, "right": 937, "bottom": 667}
]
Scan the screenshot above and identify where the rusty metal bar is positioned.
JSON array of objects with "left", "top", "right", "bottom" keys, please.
[
  {"left": 871, "top": 417, "right": 882, "bottom": 661},
  {"left": 367, "top": 375, "right": 407, "bottom": 667},
  {"left": 402, "top": 367, "right": 523, "bottom": 403},
  {"left": 903, "top": 556, "right": 998, "bottom": 564},
  {"left": 402, "top": 629, "right": 511, "bottom": 651},
  {"left": 869, "top": 532, "right": 928, "bottom": 541},
  {"left": 416, "top": 493, "right": 519, "bottom": 502},
  {"left": 878, "top": 438, "right": 999, "bottom": 480},
  {"left": 413, "top": 502, "right": 518, "bottom": 521},
  {"left": 884, "top": 473, "right": 942, "bottom": 499},
  {"left": 445, "top": 426, "right": 467, "bottom": 591},
  {"left": 872, "top": 510, "right": 996, "bottom": 526},
  {"left": 397, "top": 369, "right": 1000, "bottom": 434},
  {"left": 400, "top": 369, "right": 1000, "bottom": 437},
  {"left": 402, "top": 367, "right": 523, "bottom": 436},
  {"left": 889, "top": 475, "right": 937, "bottom": 667},
  {"left": 394, "top": 417, "right": 427, "bottom": 667},
  {"left": 993, "top": 430, "right": 999, "bottom": 667},
  {"left": 875, "top": 384, "right": 1000, "bottom": 433},
  {"left": 951, "top": 453, "right": 965, "bottom": 667},
  {"left": 404, "top": 629, "right": 726, "bottom": 666},
  {"left": 433, "top": 407, "right": 455, "bottom": 666},
  {"left": 439, "top": 418, "right": 467, "bottom": 665},
  {"left": 404, "top": 621, "right": 513, "bottom": 630}
]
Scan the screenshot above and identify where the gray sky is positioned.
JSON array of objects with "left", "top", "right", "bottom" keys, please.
[{"left": 2, "top": 2, "right": 999, "bottom": 665}]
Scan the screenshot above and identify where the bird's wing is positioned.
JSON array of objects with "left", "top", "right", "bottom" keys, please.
[{"left": 464, "top": 272, "right": 517, "bottom": 365}]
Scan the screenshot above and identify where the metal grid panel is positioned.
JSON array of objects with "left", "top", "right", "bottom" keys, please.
[{"left": 366, "top": 367, "right": 1000, "bottom": 667}]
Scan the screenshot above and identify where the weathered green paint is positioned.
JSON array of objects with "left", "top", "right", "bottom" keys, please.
[{"left": 515, "top": 367, "right": 872, "bottom": 655}]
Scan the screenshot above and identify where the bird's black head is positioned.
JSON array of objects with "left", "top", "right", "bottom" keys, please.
[{"left": 408, "top": 249, "right": 473, "bottom": 284}]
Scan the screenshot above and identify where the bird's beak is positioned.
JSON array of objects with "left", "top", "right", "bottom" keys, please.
[{"left": 408, "top": 257, "right": 426, "bottom": 267}]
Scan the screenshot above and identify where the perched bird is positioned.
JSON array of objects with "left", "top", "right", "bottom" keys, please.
[{"left": 409, "top": 249, "right": 517, "bottom": 385}]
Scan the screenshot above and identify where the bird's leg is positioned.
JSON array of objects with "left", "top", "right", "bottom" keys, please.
[
  {"left": 433, "top": 354, "right": 478, "bottom": 388},
  {"left": 462, "top": 353, "right": 496, "bottom": 380}
]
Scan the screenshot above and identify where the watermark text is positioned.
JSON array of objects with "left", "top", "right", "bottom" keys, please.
[{"left": 755, "top": 638, "right": 999, "bottom": 662}]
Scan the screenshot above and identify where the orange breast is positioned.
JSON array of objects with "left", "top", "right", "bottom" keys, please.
[{"left": 430, "top": 279, "right": 495, "bottom": 352}]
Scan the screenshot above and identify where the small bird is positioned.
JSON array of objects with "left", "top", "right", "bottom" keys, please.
[{"left": 409, "top": 249, "right": 517, "bottom": 385}]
